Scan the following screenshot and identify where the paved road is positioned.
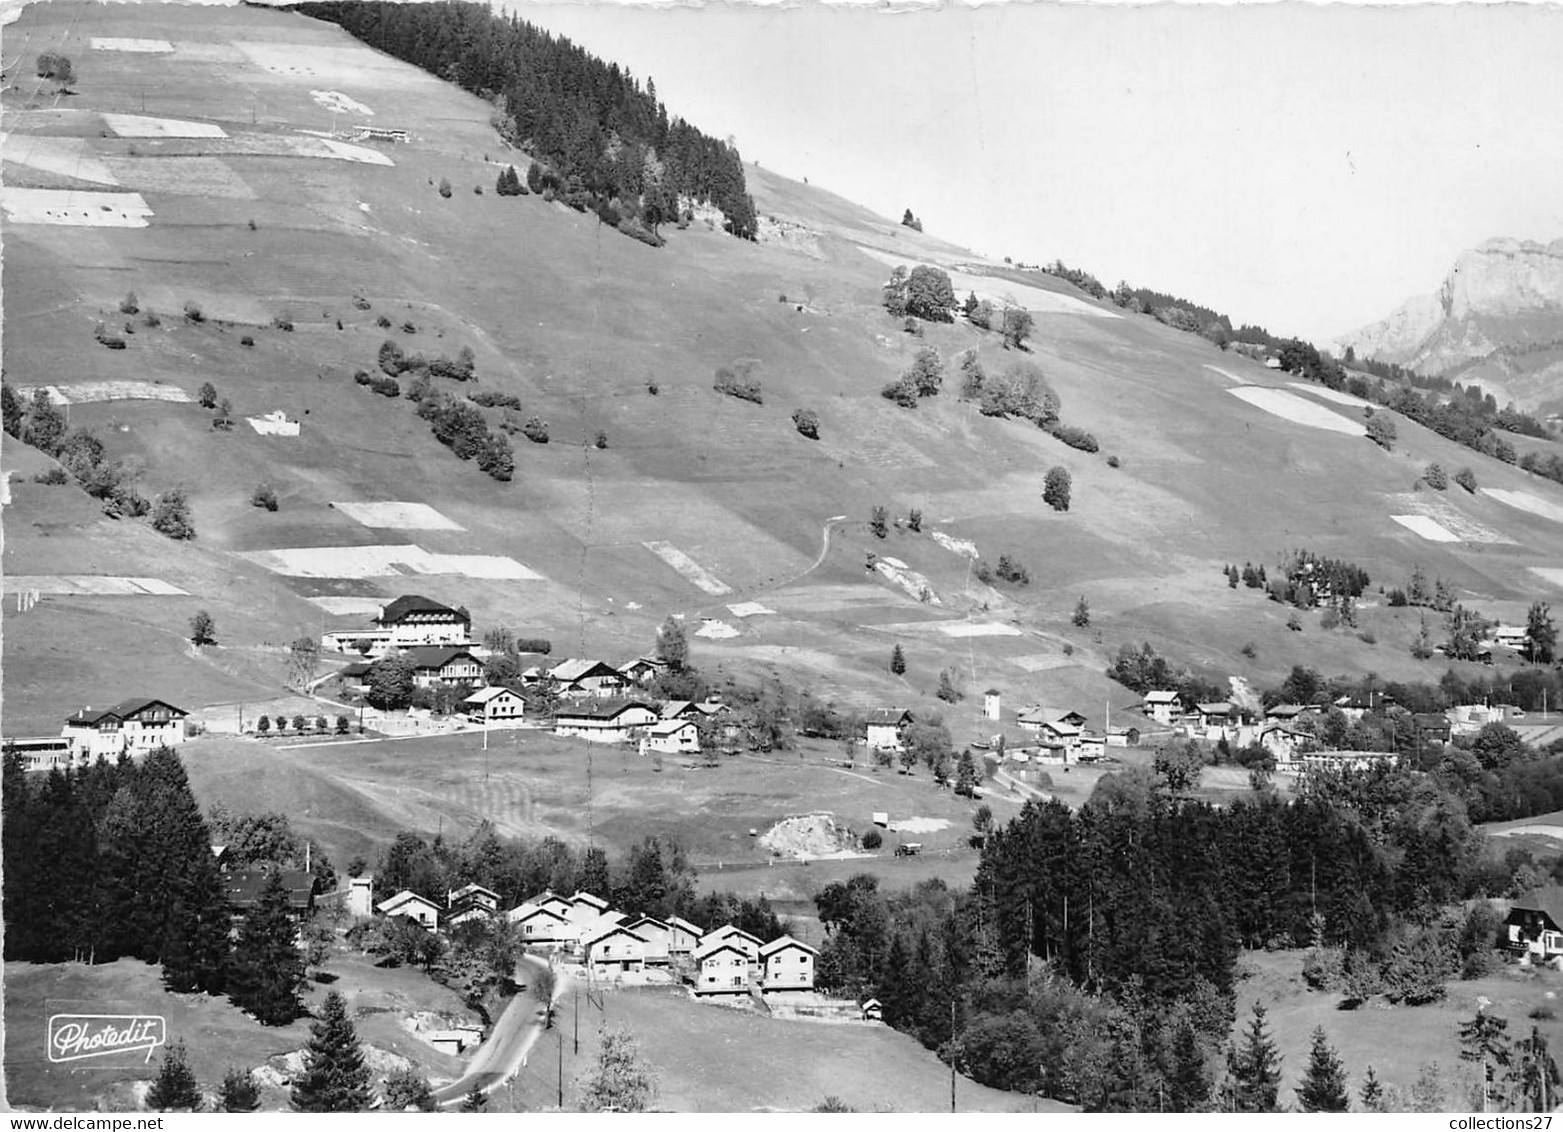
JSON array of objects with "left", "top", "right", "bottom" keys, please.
[{"left": 431, "top": 953, "right": 568, "bottom": 1108}]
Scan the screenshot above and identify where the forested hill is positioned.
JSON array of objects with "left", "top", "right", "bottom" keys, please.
[{"left": 291, "top": 0, "right": 757, "bottom": 240}]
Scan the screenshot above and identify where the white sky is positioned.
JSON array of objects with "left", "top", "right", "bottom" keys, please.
[{"left": 511, "top": 0, "right": 1563, "bottom": 342}]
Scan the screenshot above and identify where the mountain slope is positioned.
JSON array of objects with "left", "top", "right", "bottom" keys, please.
[
  {"left": 7, "top": 0, "right": 1563, "bottom": 749},
  {"left": 1337, "top": 237, "right": 1563, "bottom": 412}
]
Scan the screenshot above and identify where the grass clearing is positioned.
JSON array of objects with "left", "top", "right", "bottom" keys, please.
[
  {"left": 1, "top": 187, "right": 152, "bottom": 226},
  {"left": 332, "top": 501, "right": 463, "bottom": 531},
  {"left": 89, "top": 37, "right": 175, "bottom": 52},
  {"left": 1487, "top": 488, "right": 1563, "bottom": 524},
  {"left": 100, "top": 155, "right": 256, "bottom": 200},
  {"left": 101, "top": 113, "right": 228, "bottom": 139},
  {"left": 1, "top": 575, "right": 190, "bottom": 596},
  {"left": 1238, "top": 950, "right": 1563, "bottom": 1109},
  {"left": 14, "top": 381, "right": 193, "bottom": 405},
  {"left": 1390, "top": 513, "right": 1461, "bottom": 542},
  {"left": 235, "top": 544, "right": 541, "bottom": 580},
  {"left": 1, "top": 134, "right": 121, "bottom": 186},
  {"left": 1226, "top": 385, "right": 1366, "bottom": 435},
  {"left": 642, "top": 541, "right": 733, "bottom": 595},
  {"left": 511, "top": 986, "right": 1060, "bottom": 1113},
  {"left": 1289, "top": 381, "right": 1371, "bottom": 407}
]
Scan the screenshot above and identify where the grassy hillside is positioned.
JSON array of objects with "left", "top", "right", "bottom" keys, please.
[{"left": 8, "top": 0, "right": 1563, "bottom": 764}]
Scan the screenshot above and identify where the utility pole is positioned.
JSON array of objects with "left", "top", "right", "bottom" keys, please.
[
  {"left": 574, "top": 988, "right": 579, "bottom": 1055},
  {"left": 557, "top": 1029, "right": 564, "bottom": 1110},
  {"left": 950, "top": 998, "right": 957, "bottom": 1113}
]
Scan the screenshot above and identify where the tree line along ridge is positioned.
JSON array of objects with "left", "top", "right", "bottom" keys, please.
[{"left": 293, "top": 0, "right": 757, "bottom": 241}]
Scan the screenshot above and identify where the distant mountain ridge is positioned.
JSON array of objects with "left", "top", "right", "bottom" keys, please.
[{"left": 1337, "top": 237, "right": 1563, "bottom": 414}]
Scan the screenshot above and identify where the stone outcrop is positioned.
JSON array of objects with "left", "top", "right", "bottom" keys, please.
[{"left": 1337, "top": 238, "right": 1563, "bottom": 411}]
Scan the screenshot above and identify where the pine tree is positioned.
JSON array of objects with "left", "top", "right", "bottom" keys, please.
[
  {"left": 1072, "top": 596, "right": 1090, "bottom": 627},
  {"left": 291, "top": 991, "right": 371, "bottom": 1112},
  {"left": 1359, "top": 1065, "right": 1384, "bottom": 1111},
  {"left": 220, "top": 1067, "right": 261, "bottom": 1112},
  {"left": 147, "top": 1039, "right": 202, "bottom": 1111},
  {"left": 936, "top": 669, "right": 959, "bottom": 703},
  {"left": 1296, "top": 1026, "right": 1350, "bottom": 1111},
  {"left": 1227, "top": 1001, "right": 1282, "bottom": 1112},
  {"left": 229, "top": 872, "right": 305, "bottom": 1025},
  {"left": 890, "top": 644, "right": 906, "bottom": 675}
]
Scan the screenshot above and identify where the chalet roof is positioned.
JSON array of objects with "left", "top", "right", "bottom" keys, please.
[
  {"left": 620, "top": 656, "right": 666, "bottom": 672},
  {"left": 555, "top": 701, "right": 654, "bottom": 722},
  {"left": 464, "top": 686, "right": 516, "bottom": 704},
  {"left": 582, "top": 921, "right": 646, "bottom": 947},
  {"left": 449, "top": 883, "right": 499, "bottom": 902},
  {"left": 1266, "top": 703, "right": 1310, "bottom": 719},
  {"left": 507, "top": 901, "right": 569, "bottom": 925},
  {"left": 402, "top": 646, "right": 481, "bottom": 671},
  {"left": 224, "top": 867, "right": 316, "bottom": 912},
  {"left": 1196, "top": 702, "right": 1234, "bottom": 715},
  {"left": 1143, "top": 690, "right": 1180, "bottom": 703},
  {"left": 549, "top": 658, "right": 623, "bottom": 683},
  {"left": 66, "top": 697, "right": 188, "bottom": 725},
  {"left": 378, "top": 889, "right": 440, "bottom": 914},
  {"left": 647, "top": 719, "right": 697, "bottom": 736},
  {"left": 626, "top": 915, "right": 670, "bottom": 933},
  {"left": 694, "top": 938, "right": 752, "bottom": 962},
  {"left": 866, "top": 708, "right": 912, "bottom": 726},
  {"left": 1510, "top": 886, "right": 1563, "bottom": 932},
  {"left": 758, "top": 934, "right": 819, "bottom": 959},
  {"left": 668, "top": 916, "right": 704, "bottom": 936},
  {"left": 1413, "top": 713, "right": 1453, "bottom": 730},
  {"left": 703, "top": 924, "right": 763, "bottom": 948},
  {"left": 570, "top": 891, "right": 610, "bottom": 910},
  {"left": 377, "top": 595, "right": 464, "bottom": 625}
]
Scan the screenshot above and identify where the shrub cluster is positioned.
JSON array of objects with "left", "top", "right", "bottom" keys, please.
[
  {"left": 792, "top": 409, "right": 820, "bottom": 439},
  {"left": 1049, "top": 423, "right": 1098, "bottom": 453},
  {"left": 514, "top": 637, "right": 552, "bottom": 655},
  {"left": 355, "top": 370, "right": 401, "bottom": 397},
  {"left": 976, "top": 554, "right": 1030, "bottom": 586},
  {"left": 469, "top": 391, "right": 523, "bottom": 410},
  {"left": 250, "top": 484, "right": 279, "bottom": 511},
  {"left": 714, "top": 364, "right": 763, "bottom": 404},
  {"left": 519, "top": 416, "right": 549, "bottom": 444},
  {"left": 378, "top": 339, "right": 474, "bottom": 382},
  {"left": 976, "top": 360, "right": 1060, "bottom": 427},
  {"left": 272, "top": 315, "right": 294, "bottom": 332},
  {"left": 416, "top": 393, "right": 514, "bottom": 480}
]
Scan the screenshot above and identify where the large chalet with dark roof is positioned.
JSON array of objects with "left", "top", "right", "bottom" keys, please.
[
  {"left": 403, "top": 646, "right": 484, "bottom": 688},
  {"left": 61, "top": 698, "right": 188, "bottom": 760},
  {"left": 375, "top": 595, "right": 471, "bottom": 648},
  {"left": 1508, "top": 887, "right": 1563, "bottom": 961}
]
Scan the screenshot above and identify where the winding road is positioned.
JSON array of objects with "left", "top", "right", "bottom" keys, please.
[{"left": 431, "top": 953, "right": 568, "bottom": 1108}]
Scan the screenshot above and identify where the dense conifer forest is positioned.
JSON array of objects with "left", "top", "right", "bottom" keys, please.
[{"left": 291, "top": 1, "right": 757, "bottom": 241}]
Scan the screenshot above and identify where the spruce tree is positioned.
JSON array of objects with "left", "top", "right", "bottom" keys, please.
[
  {"left": 1168, "top": 1019, "right": 1211, "bottom": 1111},
  {"left": 1296, "top": 1026, "right": 1350, "bottom": 1111},
  {"left": 220, "top": 1067, "right": 261, "bottom": 1112},
  {"left": 162, "top": 850, "right": 232, "bottom": 994},
  {"left": 954, "top": 750, "right": 979, "bottom": 798},
  {"left": 580, "top": 845, "right": 611, "bottom": 897},
  {"left": 229, "top": 872, "right": 305, "bottom": 1025},
  {"left": 291, "top": 991, "right": 371, "bottom": 1112},
  {"left": 1227, "top": 1001, "right": 1282, "bottom": 1112},
  {"left": 1359, "top": 1065, "right": 1384, "bottom": 1111},
  {"left": 890, "top": 644, "right": 906, "bottom": 675},
  {"left": 1459, "top": 1008, "right": 1512, "bottom": 1112},
  {"left": 147, "top": 1039, "right": 203, "bottom": 1111},
  {"left": 1072, "top": 596, "right": 1090, "bottom": 627}
]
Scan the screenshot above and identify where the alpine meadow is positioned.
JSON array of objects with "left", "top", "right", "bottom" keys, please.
[{"left": 6, "top": 0, "right": 1563, "bottom": 1117}]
